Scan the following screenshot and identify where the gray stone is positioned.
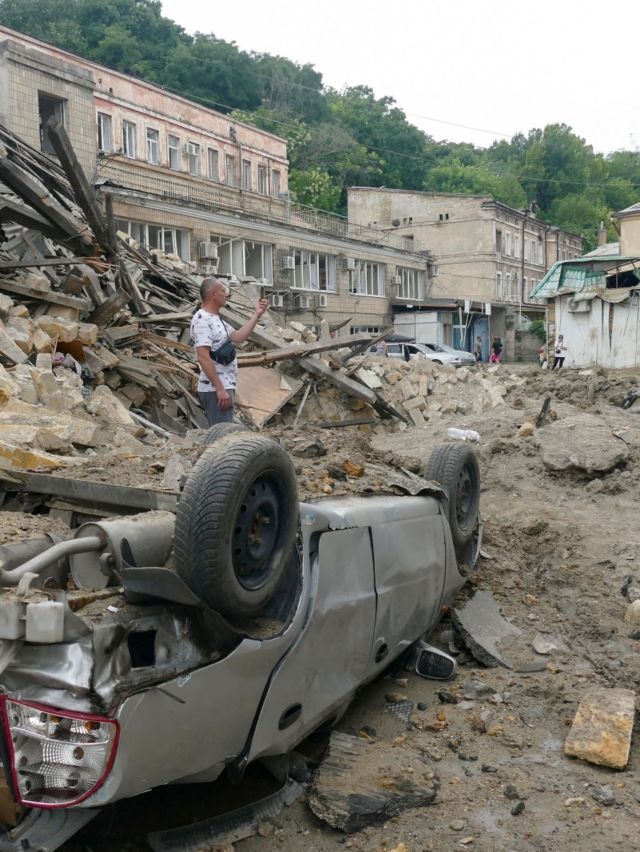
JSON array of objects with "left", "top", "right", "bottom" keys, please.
[
  {"left": 452, "top": 590, "right": 522, "bottom": 667},
  {"left": 591, "top": 785, "right": 616, "bottom": 807},
  {"left": 535, "top": 413, "right": 629, "bottom": 475}
]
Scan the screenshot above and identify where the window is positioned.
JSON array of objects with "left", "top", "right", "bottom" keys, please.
[
  {"left": 245, "top": 241, "right": 274, "bottom": 285},
  {"left": 187, "top": 142, "right": 200, "bottom": 176},
  {"left": 225, "top": 154, "right": 236, "bottom": 186},
  {"left": 496, "top": 271, "right": 503, "bottom": 300},
  {"left": 242, "top": 160, "right": 252, "bottom": 190},
  {"left": 504, "top": 232, "right": 512, "bottom": 256},
  {"left": 122, "top": 120, "right": 137, "bottom": 158},
  {"left": 116, "top": 219, "right": 190, "bottom": 262},
  {"left": 168, "top": 135, "right": 180, "bottom": 170},
  {"left": 293, "top": 250, "right": 337, "bottom": 291},
  {"left": 350, "top": 261, "right": 384, "bottom": 296},
  {"left": 97, "top": 113, "right": 113, "bottom": 153},
  {"left": 272, "top": 170, "right": 281, "bottom": 197},
  {"left": 438, "top": 212, "right": 449, "bottom": 221},
  {"left": 396, "top": 267, "right": 425, "bottom": 300},
  {"left": 353, "top": 325, "right": 383, "bottom": 335},
  {"left": 38, "top": 93, "right": 66, "bottom": 155},
  {"left": 207, "top": 148, "right": 219, "bottom": 181},
  {"left": 258, "top": 165, "right": 268, "bottom": 195},
  {"left": 512, "top": 272, "right": 519, "bottom": 301},
  {"left": 146, "top": 128, "right": 160, "bottom": 165},
  {"left": 505, "top": 272, "right": 511, "bottom": 299},
  {"left": 514, "top": 234, "right": 520, "bottom": 259},
  {"left": 495, "top": 228, "right": 502, "bottom": 253}
]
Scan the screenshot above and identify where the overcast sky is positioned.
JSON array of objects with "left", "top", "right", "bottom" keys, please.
[{"left": 160, "top": 0, "right": 638, "bottom": 155}]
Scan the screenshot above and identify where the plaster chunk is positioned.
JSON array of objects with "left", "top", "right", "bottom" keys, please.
[{"left": 564, "top": 687, "right": 635, "bottom": 769}]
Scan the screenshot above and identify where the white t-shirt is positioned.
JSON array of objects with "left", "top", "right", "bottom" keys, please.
[{"left": 190, "top": 309, "right": 237, "bottom": 393}]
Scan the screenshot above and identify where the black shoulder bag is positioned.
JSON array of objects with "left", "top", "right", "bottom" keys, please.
[{"left": 210, "top": 319, "right": 236, "bottom": 366}]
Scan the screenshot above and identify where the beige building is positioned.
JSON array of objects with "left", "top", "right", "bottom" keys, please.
[
  {"left": 348, "top": 188, "right": 582, "bottom": 357},
  {"left": 617, "top": 202, "right": 640, "bottom": 255},
  {"left": 0, "top": 25, "right": 435, "bottom": 336}
]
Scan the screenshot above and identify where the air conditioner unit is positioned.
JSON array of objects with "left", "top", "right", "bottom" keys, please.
[
  {"left": 567, "top": 297, "right": 591, "bottom": 313},
  {"left": 294, "top": 294, "right": 312, "bottom": 310},
  {"left": 343, "top": 257, "right": 357, "bottom": 271},
  {"left": 390, "top": 274, "right": 402, "bottom": 286},
  {"left": 432, "top": 265, "right": 439, "bottom": 277},
  {"left": 281, "top": 256, "right": 296, "bottom": 270},
  {"left": 198, "top": 242, "right": 218, "bottom": 260},
  {"left": 316, "top": 293, "right": 328, "bottom": 308},
  {"left": 269, "top": 293, "right": 286, "bottom": 308},
  {"left": 181, "top": 144, "right": 190, "bottom": 155}
]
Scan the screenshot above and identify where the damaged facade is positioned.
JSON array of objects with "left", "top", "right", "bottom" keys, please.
[
  {"left": 348, "top": 188, "right": 582, "bottom": 359},
  {"left": 532, "top": 202, "right": 640, "bottom": 368},
  {"left": 0, "top": 25, "right": 435, "bottom": 337}
]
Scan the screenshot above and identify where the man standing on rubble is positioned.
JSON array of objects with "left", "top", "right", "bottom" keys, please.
[{"left": 191, "top": 278, "right": 269, "bottom": 425}]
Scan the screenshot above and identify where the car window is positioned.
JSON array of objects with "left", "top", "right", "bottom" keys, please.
[{"left": 387, "top": 344, "right": 401, "bottom": 354}]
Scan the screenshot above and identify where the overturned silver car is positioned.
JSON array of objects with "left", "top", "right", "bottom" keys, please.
[{"left": 0, "top": 428, "right": 480, "bottom": 850}]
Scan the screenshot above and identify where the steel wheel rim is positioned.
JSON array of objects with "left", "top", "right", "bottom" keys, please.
[{"left": 232, "top": 473, "right": 282, "bottom": 590}]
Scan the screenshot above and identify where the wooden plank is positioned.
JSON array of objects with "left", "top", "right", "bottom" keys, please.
[
  {"left": 0, "top": 277, "right": 92, "bottom": 310},
  {"left": 0, "top": 472, "right": 178, "bottom": 512},
  {"left": 236, "top": 333, "right": 374, "bottom": 367},
  {"left": 318, "top": 418, "right": 376, "bottom": 428},
  {"left": 236, "top": 367, "right": 303, "bottom": 429},
  {"left": 89, "top": 289, "right": 131, "bottom": 327},
  {"left": 0, "top": 256, "right": 90, "bottom": 271},
  {"left": 0, "top": 198, "right": 64, "bottom": 241}
]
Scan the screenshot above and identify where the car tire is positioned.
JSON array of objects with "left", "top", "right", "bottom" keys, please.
[
  {"left": 202, "top": 422, "right": 249, "bottom": 446},
  {"left": 174, "top": 436, "right": 299, "bottom": 622},
  {"left": 424, "top": 443, "right": 480, "bottom": 551}
]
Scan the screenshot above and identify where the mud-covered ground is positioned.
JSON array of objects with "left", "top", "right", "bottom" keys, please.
[{"left": 7, "top": 364, "right": 640, "bottom": 852}]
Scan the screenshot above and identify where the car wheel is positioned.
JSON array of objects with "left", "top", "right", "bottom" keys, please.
[
  {"left": 432, "top": 359, "right": 443, "bottom": 365},
  {"left": 424, "top": 443, "right": 480, "bottom": 551},
  {"left": 174, "top": 436, "right": 299, "bottom": 622},
  {"left": 202, "top": 422, "right": 249, "bottom": 446}
]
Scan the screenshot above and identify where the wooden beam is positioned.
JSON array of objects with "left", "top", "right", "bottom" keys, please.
[
  {"left": 0, "top": 277, "right": 92, "bottom": 310},
  {"left": 88, "top": 289, "right": 131, "bottom": 326},
  {"left": 236, "top": 333, "right": 374, "bottom": 367},
  {"left": 0, "top": 256, "right": 92, "bottom": 271}
]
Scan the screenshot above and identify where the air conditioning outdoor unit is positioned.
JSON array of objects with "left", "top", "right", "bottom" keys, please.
[
  {"left": 281, "top": 256, "right": 296, "bottom": 270},
  {"left": 316, "top": 293, "right": 328, "bottom": 308},
  {"left": 198, "top": 242, "right": 218, "bottom": 260},
  {"left": 294, "top": 294, "right": 312, "bottom": 310},
  {"left": 390, "top": 274, "right": 402, "bottom": 286},
  {"left": 567, "top": 297, "right": 591, "bottom": 313},
  {"left": 343, "top": 257, "right": 357, "bottom": 271},
  {"left": 269, "top": 292, "right": 286, "bottom": 308},
  {"left": 181, "top": 144, "right": 190, "bottom": 155}
]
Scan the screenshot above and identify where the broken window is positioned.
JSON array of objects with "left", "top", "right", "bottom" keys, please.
[
  {"left": 242, "top": 159, "right": 252, "bottom": 190},
  {"left": 207, "top": 148, "right": 219, "bottom": 181},
  {"left": 495, "top": 228, "right": 502, "bottom": 253},
  {"left": 187, "top": 142, "right": 200, "bottom": 176},
  {"left": 245, "top": 241, "right": 274, "bottom": 284},
  {"left": 116, "top": 219, "right": 191, "bottom": 261},
  {"left": 122, "top": 120, "right": 137, "bottom": 158},
  {"left": 97, "top": 113, "right": 113, "bottom": 153},
  {"left": 258, "top": 165, "right": 268, "bottom": 195},
  {"left": 168, "top": 134, "right": 180, "bottom": 170},
  {"left": 38, "top": 92, "right": 66, "bottom": 155},
  {"left": 293, "top": 250, "right": 337, "bottom": 291},
  {"left": 225, "top": 154, "right": 236, "bottom": 186},
  {"left": 146, "top": 128, "right": 160, "bottom": 165}
]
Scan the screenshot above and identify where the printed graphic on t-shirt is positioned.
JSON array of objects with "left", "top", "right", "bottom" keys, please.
[{"left": 190, "top": 310, "right": 238, "bottom": 392}]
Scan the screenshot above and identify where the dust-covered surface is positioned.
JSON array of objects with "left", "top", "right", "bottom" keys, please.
[{"left": 6, "top": 363, "right": 640, "bottom": 851}]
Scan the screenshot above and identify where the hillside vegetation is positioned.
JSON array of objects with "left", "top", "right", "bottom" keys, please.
[{"left": 2, "top": 0, "right": 638, "bottom": 248}]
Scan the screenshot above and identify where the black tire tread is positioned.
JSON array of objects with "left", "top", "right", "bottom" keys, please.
[
  {"left": 174, "top": 437, "right": 298, "bottom": 620},
  {"left": 424, "top": 442, "right": 480, "bottom": 550},
  {"left": 202, "top": 422, "right": 248, "bottom": 446}
]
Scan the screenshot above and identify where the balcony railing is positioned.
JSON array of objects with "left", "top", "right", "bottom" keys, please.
[{"left": 98, "top": 158, "right": 416, "bottom": 253}]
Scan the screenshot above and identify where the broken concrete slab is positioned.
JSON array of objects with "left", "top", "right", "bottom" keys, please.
[
  {"left": 35, "top": 315, "right": 78, "bottom": 343},
  {"left": 85, "top": 385, "right": 136, "bottom": 426},
  {"left": 564, "top": 687, "right": 635, "bottom": 769},
  {"left": 452, "top": 590, "right": 522, "bottom": 667},
  {"left": 0, "top": 319, "right": 28, "bottom": 364},
  {"left": 308, "top": 731, "right": 438, "bottom": 833},
  {"left": 535, "top": 413, "right": 629, "bottom": 475},
  {"left": 354, "top": 367, "right": 383, "bottom": 390}
]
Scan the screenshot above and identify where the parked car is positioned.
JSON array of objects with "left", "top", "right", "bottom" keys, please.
[
  {"left": 422, "top": 343, "right": 476, "bottom": 367},
  {"left": 383, "top": 341, "right": 466, "bottom": 367},
  {"left": 0, "top": 428, "right": 481, "bottom": 851}
]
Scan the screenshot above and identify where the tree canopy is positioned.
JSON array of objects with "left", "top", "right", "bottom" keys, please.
[{"left": 2, "top": 0, "right": 638, "bottom": 248}]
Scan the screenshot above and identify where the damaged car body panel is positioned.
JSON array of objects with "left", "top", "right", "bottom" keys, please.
[{"left": 0, "top": 439, "right": 480, "bottom": 851}]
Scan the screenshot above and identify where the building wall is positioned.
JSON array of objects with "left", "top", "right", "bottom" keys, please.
[
  {"left": 0, "top": 40, "right": 96, "bottom": 176},
  {"left": 620, "top": 216, "right": 640, "bottom": 256},
  {"left": 554, "top": 293, "right": 640, "bottom": 368}
]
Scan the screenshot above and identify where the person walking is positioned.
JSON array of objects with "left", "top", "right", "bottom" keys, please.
[
  {"left": 552, "top": 334, "right": 567, "bottom": 370},
  {"left": 190, "top": 278, "right": 268, "bottom": 425},
  {"left": 490, "top": 336, "right": 503, "bottom": 364},
  {"left": 474, "top": 336, "right": 483, "bottom": 363}
]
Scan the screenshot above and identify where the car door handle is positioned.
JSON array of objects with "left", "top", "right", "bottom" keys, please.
[{"left": 278, "top": 703, "right": 302, "bottom": 730}]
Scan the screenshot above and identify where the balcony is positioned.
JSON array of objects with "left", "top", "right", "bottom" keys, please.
[{"left": 98, "top": 157, "right": 415, "bottom": 253}]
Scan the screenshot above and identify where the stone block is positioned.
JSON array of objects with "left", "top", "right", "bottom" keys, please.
[
  {"left": 113, "top": 430, "right": 148, "bottom": 453},
  {"left": 418, "top": 375, "right": 429, "bottom": 397},
  {"left": 36, "top": 316, "right": 78, "bottom": 343},
  {"left": 119, "top": 383, "right": 146, "bottom": 407},
  {"left": 32, "top": 328, "right": 53, "bottom": 353},
  {"left": 0, "top": 440, "right": 68, "bottom": 470},
  {"left": 6, "top": 317, "right": 34, "bottom": 355},
  {"left": 457, "top": 368, "right": 471, "bottom": 382},
  {"left": 77, "top": 323, "right": 99, "bottom": 345},
  {"left": 8, "top": 305, "right": 29, "bottom": 319},
  {"left": 408, "top": 407, "right": 426, "bottom": 427},
  {"left": 35, "top": 354, "right": 53, "bottom": 371},
  {"left": 85, "top": 385, "right": 135, "bottom": 426},
  {"left": 564, "top": 687, "right": 635, "bottom": 769},
  {"left": 289, "top": 321, "right": 308, "bottom": 334},
  {"left": 515, "top": 422, "right": 535, "bottom": 439},
  {"left": 399, "top": 379, "right": 415, "bottom": 400},
  {"left": 403, "top": 395, "right": 426, "bottom": 411},
  {"left": 45, "top": 305, "right": 79, "bottom": 321},
  {"left": 0, "top": 294, "right": 13, "bottom": 318},
  {"left": 355, "top": 368, "right": 382, "bottom": 390},
  {"left": 0, "top": 320, "right": 28, "bottom": 365},
  {"left": 385, "top": 371, "right": 402, "bottom": 385},
  {"left": 24, "top": 272, "right": 50, "bottom": 292}
]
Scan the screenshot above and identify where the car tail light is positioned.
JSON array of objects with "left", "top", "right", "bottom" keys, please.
[{"left": 1, "top": 698, "right": 119, "bottom": 808}]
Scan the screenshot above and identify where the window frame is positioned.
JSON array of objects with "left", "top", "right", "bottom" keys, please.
[
  {"left": 225, "top": 154, "right": 236, "bottom": 187},
  {"left": 292, "top": 249, "right": 337, "bottom": 292},
  {"left": 349, "top": 260, "right": 385, "bottom": 297},
  {"left": 241, "top": 159, "right": 252, "bottom": 191},
  {"left": 187, "top": 141, "right": 200, "bottom": 176},
  {"left": 97, "top": 112, "right": 113, "bottom": 153},
  {"left": 258, "top": 164, "right": 268, "bottom": 196},
  {"left": 168, "top": 134, "right": 180, "bottom": 170},
  {"left": 146, "top": 127, "right": 160, "bottom": 166},
  {"left": 396, "top": 267, "right": 425, "bottom": 301},
  {"left": 122, "top": 120, "right": 137, "bottom": 159},
  {"left": 207, "top": 148, "right": 219, "bottom": 181}
]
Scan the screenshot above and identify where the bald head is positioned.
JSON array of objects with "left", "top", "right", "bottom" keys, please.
[
  {"left": 200, "top": 277, "right": 226, "bottom": 301},
  {"left": 200, "top": 277, "right": 228, "bottom": 313}
]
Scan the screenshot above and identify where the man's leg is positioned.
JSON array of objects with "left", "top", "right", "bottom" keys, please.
[{"left": 199, "top": 391, "right": 235, "bottom": 426}]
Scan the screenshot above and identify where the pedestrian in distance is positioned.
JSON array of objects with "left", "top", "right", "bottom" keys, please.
[
  {"left": 474, "top": 336, "right": 483, "bottom": 363},
  {"left": 552, "top": 334, "right": 567, "bottom": 370},
  {"left": 489, "top": 336, "right": 503, "bottom": 364},
  {"left": 191, "top": 277, "right": 269, "bottom": 426}
]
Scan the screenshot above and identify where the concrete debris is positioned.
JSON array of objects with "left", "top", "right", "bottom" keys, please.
[
  {"left": 452, "top": 590, "right": 522, "bottom": 668},
  {"left": 535, "top": 414, "right": 630, "bottom": 474}
]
